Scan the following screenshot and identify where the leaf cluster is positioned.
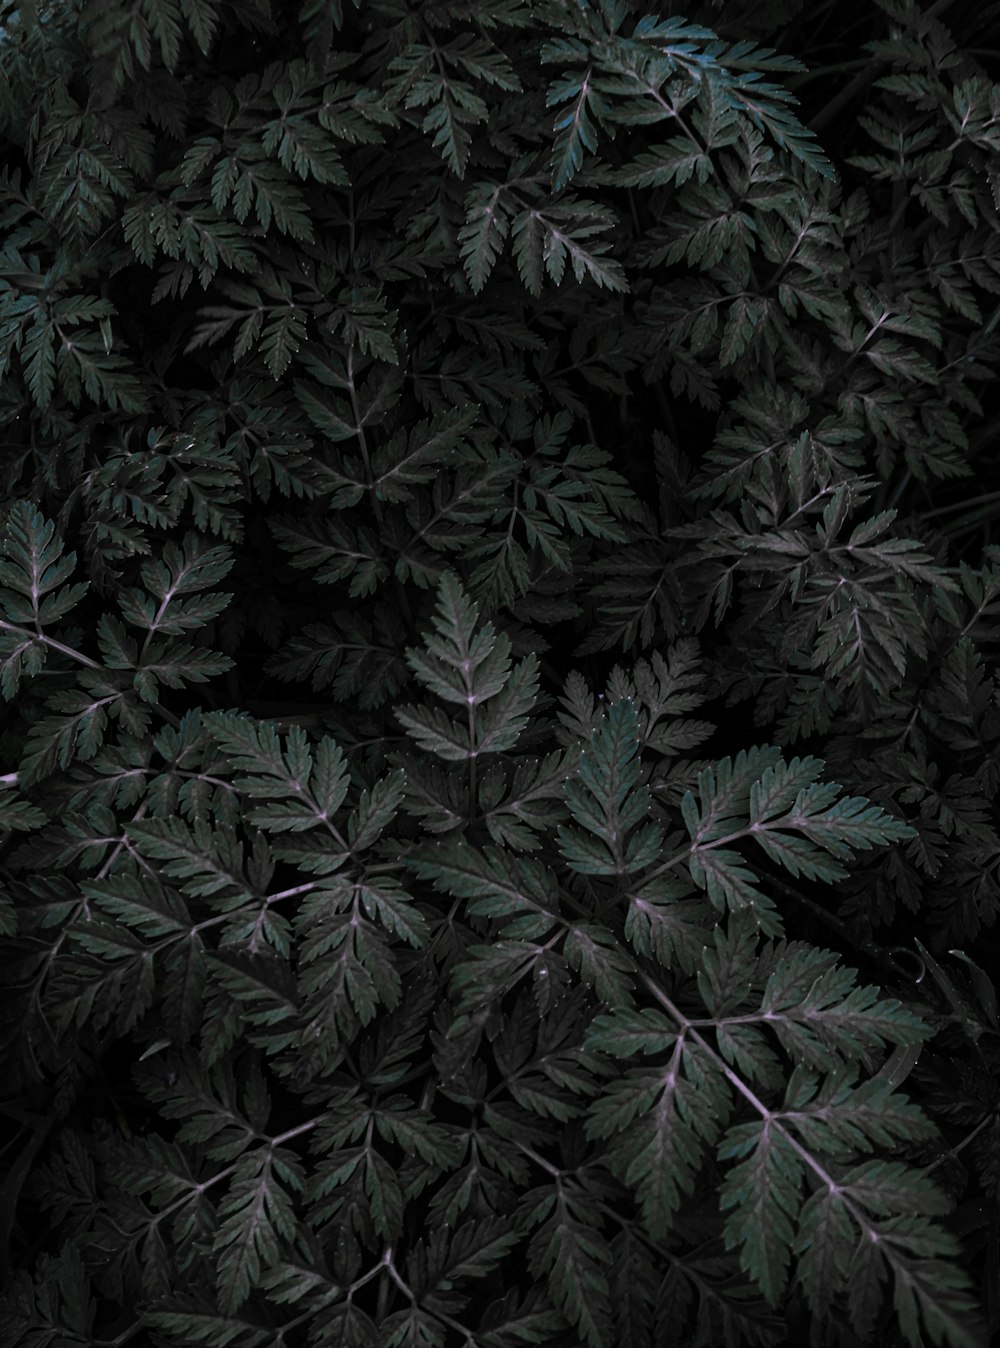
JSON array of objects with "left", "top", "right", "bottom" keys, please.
[{"left": 0, "top": 2, "right": 999, "bottom": 1347}]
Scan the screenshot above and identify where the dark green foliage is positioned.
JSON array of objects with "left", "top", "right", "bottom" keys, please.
[{"left": 0, "top": 1, "right": 999, "bottom": 1346}]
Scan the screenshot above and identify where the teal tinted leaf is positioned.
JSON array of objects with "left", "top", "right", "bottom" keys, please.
[
  {"left": 563, "top": 922, "right": 635, "bottom": 1006},
  {"left": 779, "top": 787, "right": 916, "bottom": 857},
  {"left": 145, "top": 1304, "right": 272, "bottom": 1348},
  {"left": 584, "top": 1006, "right": 676, "bottom": 1058},
  {"left": 128, "top": 819, "right": 251, "bottom": 901},
  {"left": 760, "top": 945, "right": 930, "bottom": 1070},
  {"left": 696, "top": 912, "right": 760, "bottom": 1019},
  {"left": 347, "top": 770, "right": 407, "bottom": 852},
  {"left": 794, "top": 1183, "right": 855, "bottom": 1317},
  {"left": 613, "top": 138, "right": 714, "bottom": 188},
  {"left": 0, "top": 500, "right": 89, "bottom": 628},
  {"left": 586, "top": 1038, "right": 729, "bottom": 1240},
  {"left": 0, "top": 790, "right": 47, "bottom": 838},
  {"left": 22, "top": 314, "right": 55, "bottom": 408},
  {"left": 204, "top": 713, "right": 350, "bottom": 835},
  {"left": 623, "top": 875, "right": 712, "bottom": 976},
  {"left": 557, "top": 698, "right": 662, "bottom": 876},
  {"left": 394, "top": 702, "right": 474, "bottom": 761},
  {"left": 687, "top": 846, "right": 782, "bottom": 936},
  {"left": 118, "top": 534, "right": 233, "bottom": 636},
  {"left": 406, "top": 836, "right": 560, "bottom": 939},
  {"left": 372, "top": 404, "right": 479, "bottom": 504},
  {"left": 719, "top": 1124, "right": 804, "bottom": 1305},
  {"left": 0, "top": 623, "right": 46, "bottom": 699},
  {"left": 133, "top": 636, "right": 234, "bottom": 702},
  {"left": 523, "top": 1187, "right": 613, "bottom": 1348},
  {"left": 749, "top": 756, "right": 826, "bottom": 825},
  {"left": 213, "top": 1147, "right": 302, "bottom": 1313},
  {"left": 410, "top": 1215, "right": 522, "bottom": 1292},
  {"left": 17, "top": 675, "right": 118, "bottom": 786},
  {"left": 209, "top": 950, "right": 300, "bottom": 1055},
  {"left": 547, "top": 67, "right": 607, "bottom": 191},
  {"left": 476, "top": 653, "right": 541, "bottom": 754},
  {"left": 510, "top": 207, "right": 544, "bottom": 296},
  {"left": 460, "top": 182, "right": 514, "bottom": 292},
  {"left": 357, "top": 878, "right": 429, "bottom": 947},
  {"left": 684, "top": 746, "right": 783, "bottom": 841},
  {"left": 396, "top": 571, "right": 538, "bottom": 761},
  {"left": 81, "top": 870, "right": 194, "bottom": 938},
  {"left": 403, "top": 571, "right": 501, "bottom": 707}
]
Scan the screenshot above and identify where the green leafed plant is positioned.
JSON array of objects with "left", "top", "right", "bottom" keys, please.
[{"left": 1, "top": 1, "right": 999, "bottom": 1346}]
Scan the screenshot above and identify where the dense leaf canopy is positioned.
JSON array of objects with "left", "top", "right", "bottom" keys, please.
[{"left": 1, "top": 1, "right": 999, "bottom": 1346}]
